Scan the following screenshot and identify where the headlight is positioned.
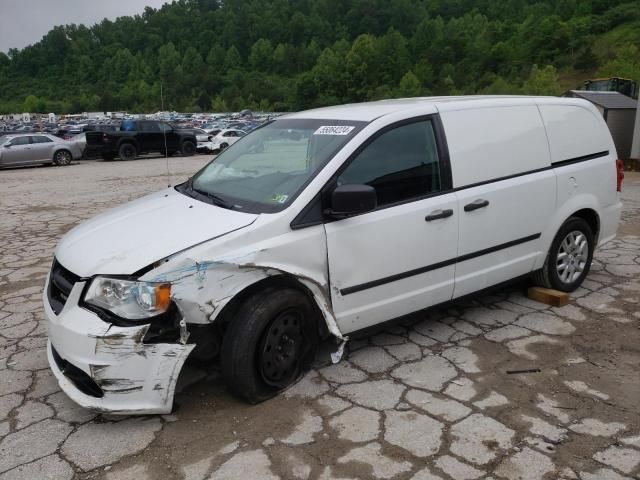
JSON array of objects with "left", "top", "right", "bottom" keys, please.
[{"left": 84, "top": 277, "right": 172, "bottom": 320}]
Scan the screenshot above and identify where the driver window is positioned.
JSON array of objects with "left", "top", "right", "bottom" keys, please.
[
  {"left": 9, "top": 136, "right": 30, "bottom": 146},
  {"left": 337, "top": 120, "right": 442, "bottom": 206}
]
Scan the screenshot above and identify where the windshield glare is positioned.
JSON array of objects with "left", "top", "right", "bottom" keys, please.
[{"left": 190, "top": 119, "right": 365, "bottom": 213}]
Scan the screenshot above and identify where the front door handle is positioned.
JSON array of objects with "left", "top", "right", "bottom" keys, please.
[
  {"left": 425, "top": 209, "right": 454, "bottom": 222},
  {"left": 464, "top": 199, "right": 490, "bottom": 212}
]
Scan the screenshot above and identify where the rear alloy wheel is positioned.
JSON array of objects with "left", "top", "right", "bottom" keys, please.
[
  {"left": 53, "top": 150, "right": 72, "bottom": 166},
  {"left": 118, "top": 143, "right": 137, "bottom": 161},
  {"left": 221, "top": 288, "right": 319, "bottom": 403},
  {"left": 181, "top": 140, "right": 196, "bottom": 157},
  {"left": 220, "top": 142, "right": 229, "bottom": 150},
  {"left": 533, "top": 217, "right": 594, "bottom": 292}
]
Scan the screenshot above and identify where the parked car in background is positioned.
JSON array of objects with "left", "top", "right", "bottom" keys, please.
[
  {"left": 85, "top": 120, "right": 197, "bottom": 160},
  {"left": 0, "top": 133, "right": 82, "bottom": 168},
  {"left": 189, "top": 128, "right": 214, "bottom": 153},
  {"left": 207, "top": 128, "right": 246, "bottom": 152}
]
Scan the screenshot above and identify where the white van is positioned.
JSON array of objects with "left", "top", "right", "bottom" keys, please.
[{"left": 44, "top": 96, "right": 623, "bottom": 414}]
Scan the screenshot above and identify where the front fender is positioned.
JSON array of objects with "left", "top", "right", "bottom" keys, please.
[{"left": 140, "top": 234, "right": 344, "bottom": 340}]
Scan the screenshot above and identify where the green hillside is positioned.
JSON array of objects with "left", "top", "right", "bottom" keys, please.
[{"left": 0, "top": 0, "right": 638, "bottom": 114}]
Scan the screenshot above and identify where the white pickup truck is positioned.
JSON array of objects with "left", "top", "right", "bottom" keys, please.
[{"left": 44, "top": 96, "right": 623, "bottom": 414}]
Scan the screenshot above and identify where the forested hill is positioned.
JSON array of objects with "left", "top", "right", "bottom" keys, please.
[{"left": 0, "top": 0, "right": 639, "bottom": 114}]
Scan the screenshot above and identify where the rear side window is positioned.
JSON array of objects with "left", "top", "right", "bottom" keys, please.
[
  {"left": 32, "top": 136, "right": 53, "bottom": 143},
  {"left": 141, "top": 122, "right": 161, "bottom": 133},
  {"left": 337, "top": 120, "right": 442, "bottom": 206},
  {"left": 537, "top": 104, "right": 610, "bottom": 163}
]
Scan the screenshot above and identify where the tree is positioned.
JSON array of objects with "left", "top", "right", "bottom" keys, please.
[
  {"left": 249, "top": 39, "right": 274, "bottom": 72},
  {"left": 223, "top": 46, "right": 242, "bottom": 71},
  {"left": 396, "top": 71, "right": 422, "bottom": 97},
  {"left": 522, "top": 65, "right": 562, "bottom": 95},
  {"left": 0, "top": 0, "right": 638, "bottom": 113},
  {"left": 598, "top": 45, "right": 640, "bottom": 82},
  {"left": 23, "top": 95, "right": 40, "bottom": 112}
]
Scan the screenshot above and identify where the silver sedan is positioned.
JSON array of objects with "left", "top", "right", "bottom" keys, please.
[{"left": 0, "top": 133, "right": 83, "bottom": 169}]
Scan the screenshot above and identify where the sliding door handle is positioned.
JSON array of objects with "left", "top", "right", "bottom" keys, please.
[
  {"left": 464, "top": 199, "right": 489, "bottom": 212},
  {"left": 425, "top": 209, "right": 454, "bottom": 222}
]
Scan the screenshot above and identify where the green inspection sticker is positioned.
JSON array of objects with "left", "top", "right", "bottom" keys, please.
[{"left": 270, "top": 194, "right": 289, "bottom": 203}]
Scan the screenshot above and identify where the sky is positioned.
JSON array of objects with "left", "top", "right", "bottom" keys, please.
[{"left": 0, "top": 0, "right": 169, "bottom": 52}]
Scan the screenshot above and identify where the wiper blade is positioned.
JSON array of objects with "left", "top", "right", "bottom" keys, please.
[{"left": 192, "top": 185, "right": 235, "bottom": 209}]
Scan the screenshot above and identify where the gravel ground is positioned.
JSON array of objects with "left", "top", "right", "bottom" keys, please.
[{"left": 0, "top": 157, "right": 639, "bottom": 480}]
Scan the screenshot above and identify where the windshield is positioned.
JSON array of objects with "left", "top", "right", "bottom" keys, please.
[{"left": 187, "top": 118, "right": 366, "bottom": 213}]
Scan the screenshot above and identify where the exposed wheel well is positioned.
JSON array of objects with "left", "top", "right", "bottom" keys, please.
[
  {"left": 570, "top": 208, "right": 600, "bottom": 241},
  {"left": 216, "top": 275, "right": 327, "bottom": 336},
  {"left": 188, "top": 274, "right": 329, "bottom": 361}
]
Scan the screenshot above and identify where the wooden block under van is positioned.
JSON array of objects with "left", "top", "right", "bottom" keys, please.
[{"left": 527, "top": 287, "right": 570, "bottom": 307}]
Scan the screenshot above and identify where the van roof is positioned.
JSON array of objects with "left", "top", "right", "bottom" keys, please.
[{"left": 285, "top": 95, "right": 591, "bottom": 122}]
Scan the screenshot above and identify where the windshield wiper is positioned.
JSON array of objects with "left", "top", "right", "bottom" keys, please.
[{"left": 190, "top": 182, "right": 235, "bottom": 210}]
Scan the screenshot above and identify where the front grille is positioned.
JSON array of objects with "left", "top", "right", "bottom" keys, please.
[
  {"left": 51, "top": 345, "right": 104, "bottom": 398},
  {"left": 47, "top": 259, "right": 80, "bottom": 315}
]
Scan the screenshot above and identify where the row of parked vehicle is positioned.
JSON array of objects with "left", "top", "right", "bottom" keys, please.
[{"left": 0, "top": 112, "right": 276, "bottom": 167}]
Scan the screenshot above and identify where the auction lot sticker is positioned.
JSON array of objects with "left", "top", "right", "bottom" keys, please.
[{"left": 314, "top": 125, "right": 355, "bottom": 135}]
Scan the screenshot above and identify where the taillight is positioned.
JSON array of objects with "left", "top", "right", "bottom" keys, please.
[
  {"left": 616, "top": 159, "right": 624, "bottom": 192},
  {"left": 102, "top": 133, "right": 111, "bottom": 142}
]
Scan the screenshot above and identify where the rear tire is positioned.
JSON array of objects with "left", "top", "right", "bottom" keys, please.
[
  {"left": 533, "top": 217, "right": 594, "bottom": 292},
  {"left": 53, "top": 149, "right": 72, "bottom": 166},
  {"left": 221, "top": 288, "right": 319, "bottom": 404},
  {"left": 118, "top": 143, "right": 137, "bottom": 161},
  {"left": 220, "top": 142, "right": 229, "bottom": 150},
  {"left": 181, "top": 140, "right": 196, "bottom": 157}
]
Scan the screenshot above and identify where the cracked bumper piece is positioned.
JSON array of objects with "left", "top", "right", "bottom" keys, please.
[{"left": 45, "top": 280, "right": 194, "bottom": 415}]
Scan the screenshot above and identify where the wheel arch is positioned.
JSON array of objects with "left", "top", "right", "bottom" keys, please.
[
  {"left": 116, "top": 138, "right": 139, "bottom": 151},
  {"left": 536, "top": 193, "right": 602, "bottom": 270},
  {"left": 569, "top": 208, "right": 600, "bottom": 242},
  {"left": 211, "top": 273, "right": 334, "bottom": 341}
]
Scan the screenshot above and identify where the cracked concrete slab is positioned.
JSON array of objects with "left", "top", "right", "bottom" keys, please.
[
  {"left": 61, "top": 418, "right": 162, "bottom": 471},
  {"left": 335, "top": 380, "right": 404, "bottom": 411},
  {"left": 390, "top": 355, "right": 457, "bottom": 390},
  {"left": 384, "top": 410, "right": 443, "bottom": 457},
  {"left": 449, "top": 414, "right": 515, "bottom": 465}
]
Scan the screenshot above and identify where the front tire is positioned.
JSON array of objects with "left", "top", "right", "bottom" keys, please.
[
  {"left": 533, "top": 217, "right": 594, "bottom": 292},
  {"left": 221, "top": 288, "right": 319, "bottom": 404},
  {"left": 118, "top": 143, "right": 137, "bottom": 161},
  {"left": 53, "top": 150, "right": 72, "bottom": 166}
]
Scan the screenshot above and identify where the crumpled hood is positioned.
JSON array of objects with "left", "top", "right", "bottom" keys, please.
[{"left": 55, "top": 188, "right": 257, "bottom": 277}]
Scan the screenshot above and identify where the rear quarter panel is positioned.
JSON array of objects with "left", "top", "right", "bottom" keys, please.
[{"left": 536, "top": 100, "right": 620, "bottom": 248}]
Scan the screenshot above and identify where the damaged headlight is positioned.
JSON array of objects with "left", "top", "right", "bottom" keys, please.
[{"left": 84, "top": 277, "right": 172, "bottom": 320}]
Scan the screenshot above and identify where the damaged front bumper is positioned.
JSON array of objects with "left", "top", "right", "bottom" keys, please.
[{"left": 44, "top": 278, "right": 194, "bottom": 415}]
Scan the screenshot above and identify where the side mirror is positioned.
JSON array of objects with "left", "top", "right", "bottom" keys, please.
[
  {"left": 327, "top": 184, "right": 377, "bottom": 218},
  {"left": 4, "top": 143, "right": 10, "bottom": 148}
]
